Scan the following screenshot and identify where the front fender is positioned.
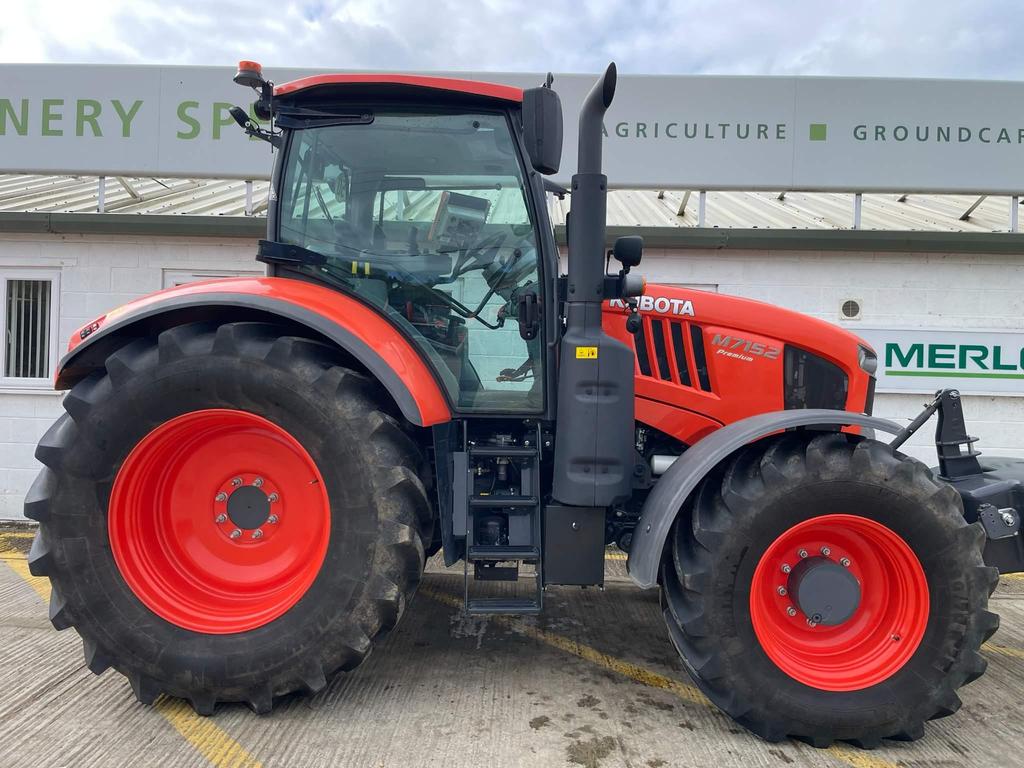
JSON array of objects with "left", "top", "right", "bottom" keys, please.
[
  {"left": 57, "top": 276, "right": 451, "bottom": 428},
  {"left": 626, "top": 409, "right": 903, "bottom": 589}
]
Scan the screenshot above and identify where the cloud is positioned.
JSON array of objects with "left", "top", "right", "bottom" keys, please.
[{"left": 1, "top": 0, "right": 1023, "bottom": 80}]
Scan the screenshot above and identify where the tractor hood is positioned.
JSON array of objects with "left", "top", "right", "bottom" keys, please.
[
  {"left": 610, "top": 283, "right": 873, "bottom": 365},
  {"left": 604, "top": 284, "right": 877, "bottom": 442}
]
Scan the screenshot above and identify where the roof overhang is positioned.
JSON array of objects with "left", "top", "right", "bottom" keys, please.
[{"left": 4, "top": 211, "right": 1024, "bottom": 255}]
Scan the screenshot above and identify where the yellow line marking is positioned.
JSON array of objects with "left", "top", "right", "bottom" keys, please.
[
  {"left": 0, "top": 551, "right": 49, "bottom": 601},
  {"left": 0, "top": 539, "right": 261, "bottom": 768},
  {"left": 985, "top": 642, "right": 1024, "bottom": 660},
  {"left": 0, "top": 531, "right": 36, "bottom": 539},
  {"left": 604, "top": 552, "right": 627, "bottom": 561},
  {"left": 425, "top": 587, "right": 709, "bottom": 706},
  {"left": 1001, "top": 573, "right": 1024, "bottom": 582},
  {"left": 421, "top": 586, "right": 906, "bottom": 768},
  {"left": 155, "top": 697, "right": 262, "bottom": 768},
  {"left": 826, "top": 745, "right": 909, "bottom": 768}
]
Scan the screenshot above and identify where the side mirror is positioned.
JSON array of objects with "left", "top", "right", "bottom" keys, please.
[
  {"left": 522, "top": 80, "right": 563, "bottom": 175},
  {"left": 611, "top": 236, "right": 643, "bottom": 270}
]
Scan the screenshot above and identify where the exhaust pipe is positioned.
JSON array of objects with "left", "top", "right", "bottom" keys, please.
[
  {"left": 566, "top": 62, "right": 616, "bottom": 303},
  {"left": 552, "top": 63, "right": 635, "bottom": 508}
]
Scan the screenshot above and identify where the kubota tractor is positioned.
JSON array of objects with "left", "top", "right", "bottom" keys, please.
[{"left": 25, "top": 62, "right": 1024, "bottom": 748}]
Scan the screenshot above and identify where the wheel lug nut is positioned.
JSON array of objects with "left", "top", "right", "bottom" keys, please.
[
  {"left": 820, "top": 546, "right": 831, "bottom": 557},
  {"left": 798, "top": 549, "right": 808, "bottom": 559},
  {"left": 230, "top": 529, "right": 241, "bottom": 539},
  {"left": 252, "top": 529, "right": 263, "bottom": 539},
  {"left": 215, "top": 492, "right": 228, "bottom": 502},
  {"left": 268, "top": 493, "right": 279, "bottom": 503},
  {"left": 268, "top": 514, "right": 279, "bottom": 524},
  {"left": 777, "top": 586, "right": 787, "bottom": 596},
  {"left": 253, "top": 477, "right": 264, "bottom": 488},
  {"left": 840, "top": 557, "right": 851, "bottom": 567},
  {"left": 807, "top": 618, "right": 818, "bottom": 628},
  {"left": 786, "top": 606, "right": 797, "bottom": 617},
  {"left": 231, "top": 477, "right": 242, "bottom": 487},
  {"left": 781, "top": 563, "right": 791, "bottom": 574},
  {"left": 215, "top": 513, "right": 227, "bottom": 524}
]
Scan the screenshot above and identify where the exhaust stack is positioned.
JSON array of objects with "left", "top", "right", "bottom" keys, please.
[{"left": 552, "top": 63, "right": 636, "bottom": 508}]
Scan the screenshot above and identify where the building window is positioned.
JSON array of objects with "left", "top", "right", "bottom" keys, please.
[{"left": 0, "top": 272, "right": 59, "bottom": 386}]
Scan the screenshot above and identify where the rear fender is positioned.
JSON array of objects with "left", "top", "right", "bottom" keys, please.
[
  {"left": 627, "top": 409, "right": 903, "bottom": 588},
  {"left": 57, "top": 276, "right": 451, "bottom": 428}
]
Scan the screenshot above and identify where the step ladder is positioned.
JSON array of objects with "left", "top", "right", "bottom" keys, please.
[{"left": 462, "top": 427, "right": 544, "bottom": 616}]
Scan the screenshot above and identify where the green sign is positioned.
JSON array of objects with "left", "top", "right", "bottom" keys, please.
[{"left": 858, "top": 328, "right": 1024, "bottom": 395}]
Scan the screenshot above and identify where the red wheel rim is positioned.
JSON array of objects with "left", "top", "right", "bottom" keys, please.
[
  {"left": 749, "top": 513, "right": 929, "bottom": 691},
  {"left": 109, "top": 409, "right": 330, "bottom": 634}
]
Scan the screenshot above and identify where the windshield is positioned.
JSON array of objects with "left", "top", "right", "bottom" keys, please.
[{"left": 278, "top": 110, "right": 543, "bottom": 413}]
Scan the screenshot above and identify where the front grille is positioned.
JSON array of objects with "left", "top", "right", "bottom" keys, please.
[
  {"left": 635, "top": 321, "right": 653, "bottom": 377},
  {"left": 783, "top": 346, "right": 849, "bottom": 410},
  {"left": 650, "top": 319, "right": 671, "bottom": 381},
  {"left": 633, "top": 317, "right": 711, "bottom": 392},
  {"left": 689, "top": 324, "right": 713, "bottom": 392}
]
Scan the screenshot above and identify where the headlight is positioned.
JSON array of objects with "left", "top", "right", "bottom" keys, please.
[{"left": 858, "top": 345, "right": 878, "bottom": 375}]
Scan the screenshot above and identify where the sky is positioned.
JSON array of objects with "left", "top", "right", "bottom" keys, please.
[{"left": 1, "top": 0, "right": 1023, "bottom": 80}]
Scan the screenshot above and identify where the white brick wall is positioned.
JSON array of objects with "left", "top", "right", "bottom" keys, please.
[
  {"left": 0, "top": 232, "right": 1020, "bottom": 519},
  {"left": 0, "top": 232, "right": 261, "bottom": 519}
]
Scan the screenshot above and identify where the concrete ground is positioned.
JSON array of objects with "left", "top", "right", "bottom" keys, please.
[{"left": 1, "top": 526, "right": 1023, "bottom": 768}]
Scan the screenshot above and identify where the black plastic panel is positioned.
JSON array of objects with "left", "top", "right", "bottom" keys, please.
[{"left": 543, "top": 505, "right": 605, "bottom": 585}]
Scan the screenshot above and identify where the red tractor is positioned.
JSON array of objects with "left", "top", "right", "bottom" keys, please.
[{"left": 26, "top": 62, "right": 1023, "bottom": 748}]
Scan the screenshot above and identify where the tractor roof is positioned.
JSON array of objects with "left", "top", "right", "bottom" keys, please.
[{"left": 273, "top": 74, "right": 523, "bottom": 103}]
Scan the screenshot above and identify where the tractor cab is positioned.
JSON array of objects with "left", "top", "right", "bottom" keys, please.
[{"left": 241, "top": 68, "right": 566, "bottom": 417}]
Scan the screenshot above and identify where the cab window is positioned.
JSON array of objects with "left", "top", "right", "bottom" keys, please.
[{"left": 279, "top": 110, "right": 543, "bottom": 413}]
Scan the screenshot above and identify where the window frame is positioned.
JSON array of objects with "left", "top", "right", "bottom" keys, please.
[
  {"left": 0, "top": 268, "right": 61, "bottom": 391},
  {"left": 162, "top": 268, "right": 265, "bottom": 289},
  {"left": 274, "top": 106, "right": 549, "bottom": 415}
]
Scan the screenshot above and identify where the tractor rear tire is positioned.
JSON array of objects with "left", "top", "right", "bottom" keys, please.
[
  {"left": 26, "top": 321, "right": 433, "bottom": 714},
  {"left": 660, "top": 431, "right": 998, "bottom": 747}
]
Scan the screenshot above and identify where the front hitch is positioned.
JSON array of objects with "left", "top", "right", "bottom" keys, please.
[
  {"left": 889, "top": 388, "right": 982, "bottom": 479},
  {"left": 893, "top": 389, "right": 1023, "bottom": 574}
]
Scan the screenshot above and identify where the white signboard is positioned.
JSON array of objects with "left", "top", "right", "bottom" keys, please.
[
  {"left": 2, "top": 64, "right": 1024, "bottom": 192},
  {"left": 857, "top": 327, "right": 1024, "bottom": 396}
]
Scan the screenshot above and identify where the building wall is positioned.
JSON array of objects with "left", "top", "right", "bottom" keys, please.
[
  {"left": 0, "top": 232, "right": 261, "bottom": 519},
  {"left": 0, "top": 231, "right": 1020, "bottom": 519}
]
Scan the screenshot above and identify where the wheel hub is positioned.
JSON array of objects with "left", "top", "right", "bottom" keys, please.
[
  {"left": 787, "top": 556, "right": 861, "bottom": 626},
  {"left": 213, "top": 473, "right": 282, "bottom": 542},
  {"left": 227, "top": 485, "right": 271, "bottom": 530}
]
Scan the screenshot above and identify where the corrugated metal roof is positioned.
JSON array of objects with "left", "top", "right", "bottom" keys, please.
[
  {"left": 0, "top": 174, "right": 1020, "bottom": 233},
  {"left": 0, "top": 175, "right": 270, "bottom": 217},
  {"left": 552, "top": 189, "right": 1022, "bottom": 233}
]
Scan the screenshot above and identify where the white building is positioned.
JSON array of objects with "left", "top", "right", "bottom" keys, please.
[{"left": 0, "top": 173, "right": 1022, "bottom": 519}]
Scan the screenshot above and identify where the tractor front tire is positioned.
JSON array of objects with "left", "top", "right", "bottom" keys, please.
[
  {"left": 26, "top": 321, "right": 432, "bottom": 714},
  {"left": 660, "top": 432, "right": 998, "bottom": 747}
]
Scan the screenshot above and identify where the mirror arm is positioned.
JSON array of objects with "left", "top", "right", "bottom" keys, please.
[
  {"left": 229, "top": 106, "right": 282, "bottom": 148},
  {"left": 543, "top": 179, "right": 569, "bottom": 199}
]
